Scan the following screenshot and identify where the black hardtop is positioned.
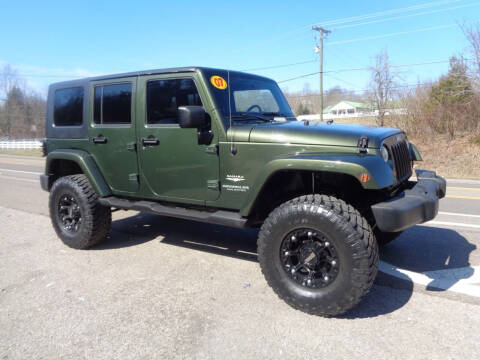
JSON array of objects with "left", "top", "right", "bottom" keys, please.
[
  {"left": 45, "top": 66, "right": 275, "bottom": 140},
  {"left": 49, "top": 66, "right": 273, "bottom": 88}
]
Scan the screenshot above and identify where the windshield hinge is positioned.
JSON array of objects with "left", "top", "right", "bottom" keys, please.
[
  {"left": 205, "top": 144, "right": 218, "bottom": 155},
  {"left": 207, "top": 180, "right": 220, "bottom": 191},
  {"left": 126, "top": 142, "right": 136, "bottom": 151},
  {"left": 128, "top": 173, "right": 139, "bottom": 182},
  {"left": 357, "top": 135, "right": 369, "bottom": 154}
]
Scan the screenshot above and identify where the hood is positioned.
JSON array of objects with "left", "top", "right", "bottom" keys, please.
[{"left": 228, "top": 121, "right": 401, "bottom": 148}]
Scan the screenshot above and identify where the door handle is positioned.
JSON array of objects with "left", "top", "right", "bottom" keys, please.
[
  {"left": 92, "top": 135, "right": 108, "bottom": 144},
  {"left": 141, "top": 137, "right": 159, "bottom": 146}
]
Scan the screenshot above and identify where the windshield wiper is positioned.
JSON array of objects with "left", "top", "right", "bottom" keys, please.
[
  {"left": 231, "top": 113, "right": 273, "bottom": 122},
  {"left": 261, "top": 112, "right": 287, "bottom": 117}
]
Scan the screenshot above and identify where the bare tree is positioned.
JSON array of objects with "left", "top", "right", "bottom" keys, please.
[
  {"left": 0, "top": 64, "right": 22, "bottom": 97},
  {"left": 0, "top": 65, "right": 21, "bottom": 137},
  {"left": 369, "top": 49, "right": 395, "bottom": 126},
  {"left": 0, "top": 65, "right": 46, "bottom": 138},
  {"left": 462, "top": 22, "right": 480, "bottom": 84}
]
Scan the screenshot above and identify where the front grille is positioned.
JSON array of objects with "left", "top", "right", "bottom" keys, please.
[{"left": 390, "top": 140, "right": 412, "bottom": 181}]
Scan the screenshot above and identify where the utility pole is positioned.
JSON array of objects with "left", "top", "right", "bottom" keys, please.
[{"left": 312, "top": 26, "right": 330, "bottom": 121}]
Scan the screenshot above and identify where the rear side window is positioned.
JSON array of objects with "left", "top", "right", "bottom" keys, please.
[
  {"left": 93, "top": 83, "right": 132, "bottom": 124},
  {"left": 146, "top": 78, "right": 202, "bottom": 124},
  {"left": 54, "top": 87, "right": 84, "bottom": 126}
]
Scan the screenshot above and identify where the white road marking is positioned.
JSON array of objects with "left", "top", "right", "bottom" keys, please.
[
  {"left": 0, "top": 175, "right": 38, "bottom": 183},
  {"left": 438, "top": 211, "right": 480, "bottom": 218},
  {"left": 182, "top": 240, "right": 228, "bottom": 250},
  {"left": 445, "top": 178, "right": 480, "bottom": 185},
  {"left": 0, "top": 167, "right": 42, "bottom": 175},
  {"left": 426, "top": 221, "right": 480, "bottom": 229},
  {"left": 379, "top": 261, "right": 480, "bottom": 298}
]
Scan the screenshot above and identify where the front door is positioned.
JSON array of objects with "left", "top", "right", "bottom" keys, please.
[
  {"left": 136, "top": 73, "right": 219, "bottom": 204},
  {"left": 89, "top": 77, "right": 139, "bottom": 195}
]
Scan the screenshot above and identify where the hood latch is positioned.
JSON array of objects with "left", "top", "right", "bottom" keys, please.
[{"left": 357, "top": 135, "right": 369, "bottom": 154}]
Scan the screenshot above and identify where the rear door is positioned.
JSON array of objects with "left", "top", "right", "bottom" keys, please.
[
  {"left": 136, "top": 73, "right": 219, "bottom": 204},
  {"left": 88, "top": 77, "right": 139, "bottom": 195}
]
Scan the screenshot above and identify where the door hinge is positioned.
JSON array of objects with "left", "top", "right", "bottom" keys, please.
[
  {"left": 126, "top": 142, "right": 136, "bottom": 151},
  {"left": 207, "top": 180, "right": 220, "bottom": 190},
  {"left": 129, "top": 173, "right": 139, "bottom": 182},
  {"left": 205, "top": 144, "right": 218, "bottom": 155}
]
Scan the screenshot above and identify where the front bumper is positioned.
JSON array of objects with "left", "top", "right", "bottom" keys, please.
[
  {"left": 40, "top": 174, "right": 51, "bottom": 191},
  {"left": 371, "top": 170, "right": 446, "bottom": 233}
]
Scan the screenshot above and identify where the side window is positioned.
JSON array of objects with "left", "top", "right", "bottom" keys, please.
[
  {"left": 146, "top": 78, "right": 202, "bottom": 124},
  {"left": 93, "top": 83, "right": 132, "bottom": 124},
  {"left": 54, "top": 87, "right": 84, "bottom": 126}
]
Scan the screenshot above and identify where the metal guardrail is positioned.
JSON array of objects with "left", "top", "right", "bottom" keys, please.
[{"left": 0, "top": 139, "right": 44, "bottom": 150}]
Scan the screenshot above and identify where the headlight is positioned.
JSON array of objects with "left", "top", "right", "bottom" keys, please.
[{"left": 380, "top": 144, "right": 389, "bottom": 162}]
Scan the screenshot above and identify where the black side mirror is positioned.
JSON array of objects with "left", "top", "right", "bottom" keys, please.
[{"left": 178, "top": 106, "right": 206, "bottom": 128}]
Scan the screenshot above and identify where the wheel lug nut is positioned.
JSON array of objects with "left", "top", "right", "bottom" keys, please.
[
  {"left": 324, "top": 276, "right": 329, "bottom": 281},
  {"left": 291, "top": 236, "right": 296, "bottom": 241},
  {"left": 324, "top": 241, "right": 330, "bottom": 247},
  {"left": 331, "top": 260, "right": 336, "bottom": 266},
  {"left": 307, "top": 231, "right": 313, "bottom": 237},
  {"left": 284, "top": 251, "right": 290, "bottom": 256}
]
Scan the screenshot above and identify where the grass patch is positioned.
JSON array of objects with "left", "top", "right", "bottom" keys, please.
[{"left": 471, "top": 135, "right": 480, "bottom": 145}]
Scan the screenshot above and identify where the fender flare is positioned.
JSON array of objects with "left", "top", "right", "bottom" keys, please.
[
  {"left": 45, "top": 149, "right": 111, "bottom": 197},
  {"left": 239, "top": 154, "right": 395, "bottom": 216}
]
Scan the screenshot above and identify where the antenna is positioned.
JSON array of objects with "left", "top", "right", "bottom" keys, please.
[
  {"left": 312, "top": 26, "right": 331, "bottom": 122},
  {"left": 228, "top": 70, "right": 237, "bottom": 155}
]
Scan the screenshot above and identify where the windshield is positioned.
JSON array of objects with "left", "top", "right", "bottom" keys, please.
[{"left": 202, "top": 69, "right": 295, "bottom": 127}]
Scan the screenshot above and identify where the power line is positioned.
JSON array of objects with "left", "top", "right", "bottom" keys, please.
[
  {"left": 284, "top": 82, "right": 476, "bottom": 96},
  {"left": 240, "top": 60, "right": 316, "bottom": 72},
  {"left": 331, "top": 2, "right": 480, "bottom": 30},
  {"left": 13, "top": 58, "right": 455, "bottom": 79},
  {"left": 230, "top": 0, "right": 457, "bottom": 54},
  {"left": 243, "top": 56, "right": 472, "bottom": 76},
  {"left": 326, "top": 23, "right": 460, "bottom": 46},
  {"left": 313, "top": 0, "right": 460, "bottom": 27},
  {"left": 277, "top": 58, "right": 473, "bottom": 83},
  {"left": 324, "top": 73, "right": 357, "bottom": 88},
  {"left": 278, "top": 71, "right": 321, "bottom": 84}
]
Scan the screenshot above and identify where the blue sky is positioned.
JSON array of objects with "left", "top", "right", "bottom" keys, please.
[{"left": 0, "top": 0, "right": 479, "bottom": 96}]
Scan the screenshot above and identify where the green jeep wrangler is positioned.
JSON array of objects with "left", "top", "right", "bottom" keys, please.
[{"left": 41, "top": 67, "right": 446, "bottom": 316}]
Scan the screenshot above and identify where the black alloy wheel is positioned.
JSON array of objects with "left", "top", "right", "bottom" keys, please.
[
  {"left": 57, "top": 194, "right": 82, "bottom": 233},
  {"left": 280, "top": 228, "right": 339, "bottom": 288},
  {"left": 49, "top": 175, "right": 111, "bottom": 249}
]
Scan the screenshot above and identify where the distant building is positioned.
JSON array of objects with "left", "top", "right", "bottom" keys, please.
[
  {"left": 297, "top": 100, "right": 404, "bottom": 121},
  {"left": 324, "top": 101, "right": 373, "bottom": 116}
]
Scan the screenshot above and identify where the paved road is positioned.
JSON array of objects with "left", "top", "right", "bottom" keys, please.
[{"left": 1, "top": 154, "right": 479, "bottom": 359}]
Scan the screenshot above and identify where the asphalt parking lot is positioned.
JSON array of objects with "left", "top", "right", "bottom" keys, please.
[{"left": 1, "top": 154, "right": 479, "bottom": 359}]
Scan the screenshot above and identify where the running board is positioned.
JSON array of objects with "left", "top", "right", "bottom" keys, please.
[{"left": 98, "top": 196, "right": 248, "bottom": 228}]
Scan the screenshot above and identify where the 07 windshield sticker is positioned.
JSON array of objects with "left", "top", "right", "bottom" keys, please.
[
  {"left": 210, "top": 75, "right": 228, "bottom": 90},
  {"left": 223, "top": 175, "right": 249, "bottom": 192}
]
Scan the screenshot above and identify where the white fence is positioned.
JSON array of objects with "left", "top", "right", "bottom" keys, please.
[{"left": 0, "top": 139, "right": 44, "bottom": 150}]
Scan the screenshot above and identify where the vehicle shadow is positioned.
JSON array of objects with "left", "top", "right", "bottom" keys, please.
[
  {"left": 96, "top": 213, "right": 476, "bottom": 318},
  {"left": 381, "top": 225, "right": 477, "bottom": 291},
  {"left": 95, "top": 212, "right": 259, "bottom": 261},
  {"left": 344, "top": 225, "right": 476, "bottom": 318}
]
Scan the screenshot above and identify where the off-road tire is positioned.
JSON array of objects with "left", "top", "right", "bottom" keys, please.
[
  {"left": 375, "top": 229, "right": 403, "bottom": 247},
  {"left": 49, "top": 175, "right": 111, "bottom": 249},
  {"left": 257, "top": 194, "right": 378, "bottom": 317}
]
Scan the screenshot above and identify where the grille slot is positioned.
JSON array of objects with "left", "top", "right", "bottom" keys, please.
[{"left": 390, "top": 140, "right": 412, "bottom": 181}]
